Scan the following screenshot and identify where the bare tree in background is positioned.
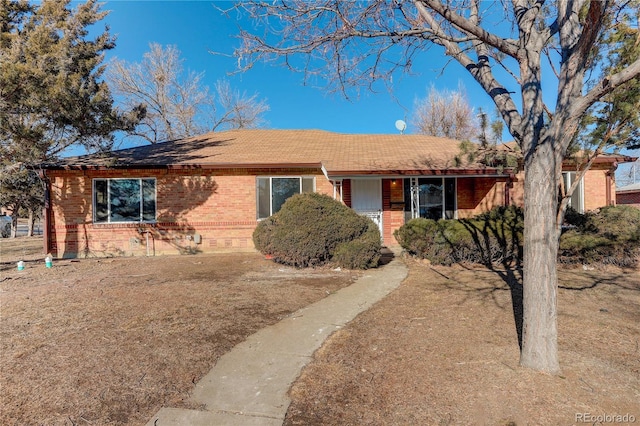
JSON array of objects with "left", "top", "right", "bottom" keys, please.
[
  {"left": 107, "top": 43, "right": 269, "bottom": 144},
  {"left": 214, "top": 79, "right": 270, "bottom": 131},
  {"left": 228, "top": 0, "right": 640, "bottom": 374},
  {"left": 617, "top": 157, "right": 640, "bottom": 187},
  {"left": 412, "top": 85, "right": 479, "bottom": 140}
]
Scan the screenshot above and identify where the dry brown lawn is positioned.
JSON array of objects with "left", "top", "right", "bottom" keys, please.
[
  {"left": 2, "top": 238, "right": 639, "bottom": 425},
  {"left": 0, "top": 237, "right": 357, "bottom": 425},
  {"left": 285, "top": 257, "right": 640, "bottom": 425}
]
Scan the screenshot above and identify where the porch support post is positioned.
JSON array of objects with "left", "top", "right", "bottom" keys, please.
[
  {"left": 410, "top": 177, "right": 419, "bottom": 219},
  {"left": 332, "top": 180, "right": 343, "bottom": 202}
]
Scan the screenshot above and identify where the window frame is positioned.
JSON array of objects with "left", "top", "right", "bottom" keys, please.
[
  {"left": 404, "top": 177, "right": 457, "bottom": 220},
  {"left": 562, "top": 172, "right": 585, "bottom": 213},
  {"left": 256, "top": 176, "right": 315, "bottom": 220},
  {"left": 92, "top": 178, "right": 157, "bottom": 224}
]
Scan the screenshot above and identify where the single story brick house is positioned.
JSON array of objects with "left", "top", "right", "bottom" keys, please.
[{"left": 41, "top": 129, "right": 632, "bottom": 258}]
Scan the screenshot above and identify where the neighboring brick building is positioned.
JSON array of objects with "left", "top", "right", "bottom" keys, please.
[
  {"left": 616, "top": 183, "right": 640, "bottom": 208},
  {"left": 41, "top": 129, "right": 632, "bottom": 258}
]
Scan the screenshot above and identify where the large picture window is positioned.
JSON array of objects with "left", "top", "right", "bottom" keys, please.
[
  {"left": 93, "top": 178, "right": 156, "bottom": 223},
  {"left": 257, "top": 176, "right": 314, "bottom": 219}
]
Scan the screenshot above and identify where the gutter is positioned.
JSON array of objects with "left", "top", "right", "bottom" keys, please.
[
  {"left": 325, "top": 168, "right": 515, "bottom": 180},
  {"left": 616, "top": 186, "right": 640, "bottom": 194},
  {"left": 41, "top": 162, "right": 324, "bottom": 171}
]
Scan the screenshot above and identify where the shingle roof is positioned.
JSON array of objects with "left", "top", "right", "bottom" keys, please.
[{"left": 48, "top": 129, "right": 510, "bottom": 176}]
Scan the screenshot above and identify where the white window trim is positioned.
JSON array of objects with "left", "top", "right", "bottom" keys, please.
[
  {"left": 92, "top": 178, "right": 157, "bottom": 224},
  {"left": 563, "top": 172, "right": 585, "bottom": 213}
]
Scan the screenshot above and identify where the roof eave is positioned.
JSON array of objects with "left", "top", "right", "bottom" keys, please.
[
  {"left": 42, "top": 162, "right": 324, "bottom": 171},
  {"left": 325, "top": 168, "right": 516, "bottom": 179}
]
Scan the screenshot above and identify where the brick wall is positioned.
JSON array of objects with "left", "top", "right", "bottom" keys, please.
[
  {"left": 509, "top": 167, "right": 614, "bottom": 212},
  {"left": 456, "top": 177, "right": 507, "bottom": 218},
  {"left": 583, "top": 168, "right": 610, "bottom": 211},
  {"left": 617, "top": 190, "right": 640, "bottom": 208},
  {"left": 46, "top": 164, "right": 619, "bottom": 258},
  {"left": 46, "top": 168, "right": 333, "bottom": 258}
]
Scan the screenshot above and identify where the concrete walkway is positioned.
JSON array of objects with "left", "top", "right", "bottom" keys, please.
[{"left": 146, "top": 254, "right": 408, "bottom": 426}]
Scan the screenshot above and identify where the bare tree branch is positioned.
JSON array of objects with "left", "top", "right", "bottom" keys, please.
[
  {"left": 107, "top": 43, "right": 270, "bottom": 144},
  {"left": 421, "top": 0, "right": 520, "bottom": 58}
]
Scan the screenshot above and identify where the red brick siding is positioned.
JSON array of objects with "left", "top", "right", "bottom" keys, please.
[
  {"left": 509, "top": 167, "right": 613, "bottom": 212},
  {"left": 617, "top": 191, "right": 640, "bottom": 208},
  {"left": 456, "top": 177, "right": 507, "bottom": 219},
  {"left": 46, "top": 168, "right": 333, "bottom": 258},
  {"left": 46, "top": 164, "right": 618, "bottom": 257},
  {"left": 583, "top": 168, "right": 611, "bottom": 210},
  {"left": 510, "top": 172, "right": 525, "bottom": 207}
]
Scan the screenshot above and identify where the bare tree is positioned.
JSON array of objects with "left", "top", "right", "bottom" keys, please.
[
  {"left": 228, "top": 0, "right": 640, "bottom": 374},
  {"left": 107, "top": 43, "right": 269, "bottom": 144},
  {"left": 412, "top": 85, "right": 479, "bottom": 140},
  {"left": 617, "top": 156, "right": 640, "bottom": 187},
  {"left": 213, "top": 80, "right": 270, "bottom": 131}
]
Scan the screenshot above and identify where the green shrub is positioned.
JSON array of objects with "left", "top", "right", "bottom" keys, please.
[
  {"left": 592, "top": 205, "right": 640, "bottom": 241},
  {"left": 559, "top": 205, "right": 640, "bottom": 267},
  {"left": 394, "top": 217, "right": 479, "bottom": 265},
  {"left": 563, "top": 207, "right": 593, "bottom": 231},
  {"left": 395, "top": 203, "right": 639, "bottom": 268},
  {"left": 252, "top": 192, "right": 381, "bottom": 268},
  {"left": 334, "top": 223, "right": 382, "bottom": 269},
  {"left": 393, "top": 217, "right": 439, "bottom": 259},
  {"left": 394, "top": 205, "right": 524, "bottom": 266},
  {"left": 252, "top": 216, "right": 277, "bottom": 254},
  {"left": 460, "top": 205, "right": 523, "bottom": 265}
]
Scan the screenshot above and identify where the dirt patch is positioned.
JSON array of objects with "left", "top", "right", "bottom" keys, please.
[
  {"left": 285, "top": 258, "right": 640, "bottom": 425},
  {"left": 0, "top": 237, "right": 358, "bottom": 426}
]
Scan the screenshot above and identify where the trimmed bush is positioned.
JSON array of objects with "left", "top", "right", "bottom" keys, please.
[
  {"left": 333, "top": 223, "right": 381, "bottom": 269},
  {"left": 563, "top": 207, "right": 594, "bottom": 231},
  {"left": 252, "top": 192, "right": 381, "bottom": 268},
  {"left": 394, "top": 205, "right": 524, "bottom": 266},
  {"left": 393, "top": 218, "right": 469, "bottom": 265},
  {"left": 559, "top": 205, "right": 640, "bottom": 267},
  {"left": 395, "top": 204, "right": 638, "bottom": 268}
]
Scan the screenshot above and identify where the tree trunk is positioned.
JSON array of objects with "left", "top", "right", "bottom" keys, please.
[
  {"left": 519, "top": 144, "right": 561, "bottom": 374},
  {"left": 10, "top": 213, "right": 18, "bottom": 238},
  {"left": 27, "top": 210, "right": 35, "bottom": 237}
]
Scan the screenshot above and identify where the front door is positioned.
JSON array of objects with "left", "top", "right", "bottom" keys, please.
[{"left": 351, "top": 179, "right": 383, "bottom": 237}]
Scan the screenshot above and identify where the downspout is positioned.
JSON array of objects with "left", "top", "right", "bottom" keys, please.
[
  {"left": 320, "top": 163, "right": 329, "bottom": 180},
  {"left": 607, "top": 162, "right": 618, "bottom": 206},
  {"left": 505, "top": 173, "right": 515, "bottom": 206}
]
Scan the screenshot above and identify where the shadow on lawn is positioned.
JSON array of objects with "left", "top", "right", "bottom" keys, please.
[
  {"left": 455, "top": 216, "right": 525, "bottom": 350},
  {"left": 446, "top": 214, "right": 638, "bottom": 352}
]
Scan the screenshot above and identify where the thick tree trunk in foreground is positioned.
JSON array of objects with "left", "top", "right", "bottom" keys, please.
[{"left": 520, "top": 144, "right": 561, "bottom": 374}]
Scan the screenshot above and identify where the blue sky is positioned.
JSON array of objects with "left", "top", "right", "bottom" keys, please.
[
  {"left": 92, "top": 1, "right": 638, "bottom": 183},
  {"left": 98, "top": 1, "right": 496, "bottom": 135}
]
